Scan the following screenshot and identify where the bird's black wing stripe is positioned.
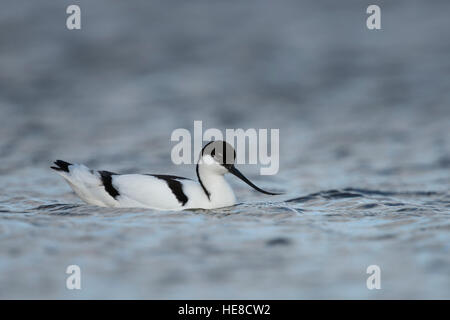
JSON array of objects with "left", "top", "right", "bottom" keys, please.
[
  {"left": 99, "top": 171, "right": 120, "bottom": 199},
  {"left": 150, "top": 175, "right": 189, "bottom": 206},
  {"left": 147, "top": 174, "right": 190, "bottom": 180}
]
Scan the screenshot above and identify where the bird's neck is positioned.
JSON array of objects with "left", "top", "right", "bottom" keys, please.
[{"left": 196, "top": 164, "right": 236, "bottom": 208}]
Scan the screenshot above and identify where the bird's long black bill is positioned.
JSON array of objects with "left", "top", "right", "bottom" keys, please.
[{"left": 228, "top": 166, "right": 282, "bottom": 195}]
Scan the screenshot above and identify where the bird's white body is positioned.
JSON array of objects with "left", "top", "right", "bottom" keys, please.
[
  {"left": 51, "top": 141, "right": 279, "bottom": 210},
  {"left": 53, "top": 161, "right": 236, "bottom": 210}
]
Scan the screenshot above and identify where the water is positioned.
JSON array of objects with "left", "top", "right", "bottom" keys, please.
[{"left": 0, "top": 0, "right": 449, "bottom": 299}]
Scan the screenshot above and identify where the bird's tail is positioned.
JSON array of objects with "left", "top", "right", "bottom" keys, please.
[{"left": 50, "top": 160, "right": 73, "bottom": 172}]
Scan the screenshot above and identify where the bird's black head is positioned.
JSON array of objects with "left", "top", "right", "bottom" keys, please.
[
  {"left": 201, "top": 140, "right": 236, "bottom": 169},
  {"left": 199, "top": 140, "right": 281, "bottom": 195}
]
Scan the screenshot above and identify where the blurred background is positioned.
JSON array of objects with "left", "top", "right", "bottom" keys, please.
[{"left": 0, "top": 0, "right": 449, "bottom": 299}]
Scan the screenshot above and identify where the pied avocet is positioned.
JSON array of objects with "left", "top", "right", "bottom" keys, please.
[{"left": 51, "top": 140, "right": 281, "bottom": 210}]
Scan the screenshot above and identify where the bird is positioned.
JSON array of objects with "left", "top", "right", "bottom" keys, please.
[{"left": 51, "top": 140, "right": 281, "bottom": 210}]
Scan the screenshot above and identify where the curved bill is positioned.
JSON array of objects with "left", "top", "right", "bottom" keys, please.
[{"left": 228, "top": 165, "right": 283, "bottom": 195}]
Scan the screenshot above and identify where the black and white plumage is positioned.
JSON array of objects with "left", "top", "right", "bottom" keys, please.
[{"left": 51, "top": 141, "right": 281, "bottom": 210}]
